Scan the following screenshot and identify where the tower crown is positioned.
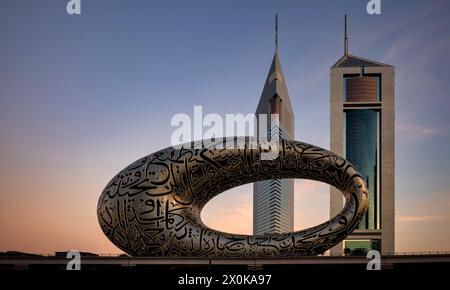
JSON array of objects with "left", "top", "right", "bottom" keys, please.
[{"left": 255, "top": 14, "right": 294, "bottom": 139}]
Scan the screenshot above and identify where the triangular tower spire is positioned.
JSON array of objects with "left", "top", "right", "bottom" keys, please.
[
  {"left": 255, "top": 13, "right": 294, "bottom": 139},
  {"left": 332, "top": 14, "right": 393, "bottom": 68}
]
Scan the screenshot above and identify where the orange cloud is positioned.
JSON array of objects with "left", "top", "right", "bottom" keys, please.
[{"left": 397, "top": 215, "right": 450, "bottom": 222}]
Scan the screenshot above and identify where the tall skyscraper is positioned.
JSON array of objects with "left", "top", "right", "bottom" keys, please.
[
  {"left": 330, "top": 15, "right": 395, "bottom": 255},
  {"left": 253, "top": 15, "right": 295, "bottom": 235}
]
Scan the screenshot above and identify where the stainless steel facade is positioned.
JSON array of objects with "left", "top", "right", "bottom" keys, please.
[{"left": 98, "top": 137, "right": 368, "bottom": 257}]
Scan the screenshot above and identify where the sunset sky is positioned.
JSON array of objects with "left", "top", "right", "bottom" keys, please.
[{"left": 1, "top": 0, "right": 450, "bottom": 254}]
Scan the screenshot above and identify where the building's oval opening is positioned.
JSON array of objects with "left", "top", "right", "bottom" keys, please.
[{"left": 201, "top": 180, "right": 330, "bottom": 235}]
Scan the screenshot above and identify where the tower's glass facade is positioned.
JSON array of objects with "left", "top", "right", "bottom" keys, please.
[
  {"left": 344, "top": 109, "right": 380, "bottom": 230},
  {"left": 341, "top": 73, "right": 383, "bottom": 255}
]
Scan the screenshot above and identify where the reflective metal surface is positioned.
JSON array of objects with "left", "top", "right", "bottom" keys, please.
[{"left": 97, "top": 137, "right": 368, "bottom": 257}]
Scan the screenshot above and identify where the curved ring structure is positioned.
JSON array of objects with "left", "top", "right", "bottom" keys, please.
[{"left": 97, "top": 137, "right": 368, "bottom": 257}]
